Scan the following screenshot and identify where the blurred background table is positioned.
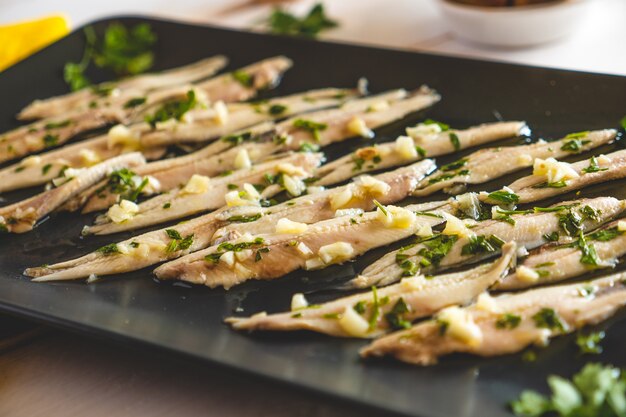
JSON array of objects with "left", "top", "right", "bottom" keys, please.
[{"left": 0, "top": 0, "right": 624, "bottom": 416}]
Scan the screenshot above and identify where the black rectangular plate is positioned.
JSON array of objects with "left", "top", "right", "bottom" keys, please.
[{"left": 1, "top": 16, "right": 626, "bottom": 417}]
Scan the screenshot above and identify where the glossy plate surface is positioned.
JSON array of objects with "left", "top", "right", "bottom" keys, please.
[{"left": 1, "top": 16, "right": 626, "bottom": 417}]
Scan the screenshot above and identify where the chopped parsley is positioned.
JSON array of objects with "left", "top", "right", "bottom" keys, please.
[
  {"left": 255, "top": 247, "right": 270, "bottom": 262},
  {"left": 42, "top": 164, "right": 53, "bottom": 175},
  {"left": 488, "top": 190, "right": 520, "bottom": 205},
  {"left": 461, "top": 234, "right": 505, "bottom": 256},
  {"left": 367, "top": 286, "right": 381, "bottom": 330},
  {"left": 162, "top": 202, "right": 171, "bottom": 209},
  {"left": 543, "top": 232, "right": 560, "bottom": 242},
  {"left": 44, "top": 120, "right": 71, "bottom": 130},
  {"left": 588, "top": 227, "right": 621, "bottom": 242},
  {"left": 577, "top": 231, "right": 600, "bottom": 267},
  {"left": 417, "top": 234, "right": 459, "bottom": 267},
  {"left": 123, "top": 97, "right": 147, "bottom": 108},
  {"left": 222, "top": 132, "right": 252, "bottom": 146},
  {"left": 96, "top": 243, "right": 121, "bottom": 255},
  {"left": 292, "top": 118, "right": 327, "bottom": 141},
  {"left": 576, "top": 331, "right": 605, "bottom": 355},
  {"left": 144, "top": 90, "right": 197, "bottom": 128},
  {"left": 560, "top": 137, "right": 591, "bottom": 152},
  {"left": 299, "top": 142, "right": 320, "bottom": 153},
  {"left": 496, "top": 313, "right": 522, "bottom": 330},
  {"left": 440, "top": 158, "right": 468, "bottom": 172},
  {"left": 232, "top": 70, "right": 253, "bottom": 87},
  {"left": 384, "top": 297, "right": 412, "bottom": 330},
  {"left": 268, "top": 104, "right": 288, "bottom": 115},
  {"left": 532, "top": 180, "right": 568, "bottom": 189},
  {"left": 510, "top": 363, "right": 625, "bottom": 417},
  {"left": 581, "top": 156, "right": 608, "bottom": 174},
  {"left": 266, "top": 3, "right": 338, "bottom": 38},
  {"left": 449, "top": 132, "right": 461, "bottom": 151},
  {"left": 165, "top": 229, "right": 194, "bottom": 253},
  {"left": 43, "top": 134, "right": 59, "bottom": 148},
  {"left": 532, "top": 308, "right": 566, "bottom": 332},
  {"left": 423, "top": 119, "right": 450, "bottom": 131},
  {"left": 64, "top": 23, "right": 156, "bottom": 91}
]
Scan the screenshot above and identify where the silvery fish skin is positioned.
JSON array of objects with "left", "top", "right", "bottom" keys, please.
[
  {"left": 0, "top": 87, "right": 351, "bottom": 194},
  {"left": 84, "top": 152, "right": 323, "bottom": 235},
  {"left": 0, "top": 134, "right": 167, "bottom": 193},
  {"left": 18, "top": 56, "right": 229, "bottom": 120},
  {"left": 486, "top": 147, "right": 626, "bottom": 204},
  {"left": 213, "top": 159, "right": 437, "bottom": 242},
  {"left": 350, "top": 197, "right": 626, "bottom": 289},
  {"left": 227, "top": 242, "right": 516, "bottom": 337},
  {"left": 138, "top": 87, "right": 356, "bottom": 147},
  {"left": 413, "top": 129, "right": 617, "bottom": 197},
  {"left": 496, "top": 219, "right": 626, "bottom": 290},
  {"left": 315, "top": 121, "right": 526, "bottom": 186},
  {"left": 361, "top": 273, "right": 626, "bottom": 365},
  {"left": 25, "top": 207, "right": 230, "bottom": 282},
  {"left": 0, "top": 56, "right": 292, "bottom": 163},
  {"left": 24, "top": 160, "right": 436, "bottom": 282},
  {"left": 154, "top": 207, "right": 447, "bottom": 290},
  {"left": 0, "top": 153, "right": 145, "bottom": 233}
]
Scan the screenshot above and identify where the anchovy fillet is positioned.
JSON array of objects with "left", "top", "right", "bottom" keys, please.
[
  {"left": 413, "top": 129, "right": 616, "bottom": 197},
  {"left": 0, "top": 56, "right": 291, "bottom": 163},
  {"left": 351, "top": 197, "right": 626, "bottom": 288},
  {"left": 24, "top": 160, "right": 435, "bottom": 281},
  {"left": 84, "top": 152, "right": 323, "bottom": 235},
  {"left": 227, "top": 243, "right": 516, "bottom": 337},
  {"left": 361, "top": 273, "right": 626, "bottom": 365},
  {"left": 496, "top": 219, "right": 626, "bottom": 290},
  {"left": 0, "top": 153, "right": 145, "bottom": 233},
  {"left": 18, "top": 56, "right": 229, "bottom": 120},
  {"left": 315, "top": 121, "right": 526, "bottom": 186}
]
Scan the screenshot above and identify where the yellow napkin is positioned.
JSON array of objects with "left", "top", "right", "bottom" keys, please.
[{"left": 0, "top": 14, "right": 70, "bottom": 71}]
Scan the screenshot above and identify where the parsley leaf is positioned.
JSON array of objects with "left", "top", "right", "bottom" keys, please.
[{"left": 267, "top": 3, "right": 338, "bottom": 38}]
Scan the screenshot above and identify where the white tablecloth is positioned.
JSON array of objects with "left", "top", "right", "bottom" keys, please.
[{"left": 2, "top": 0, "right": 625, "bottom": 76}]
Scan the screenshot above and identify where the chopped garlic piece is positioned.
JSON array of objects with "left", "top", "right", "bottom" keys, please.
[
  {"left": 243, "top": 183, "right": 260, "bottom": 200},
  {"left": 354, "top": 175, "right": 390, "bottom": 197},
  {"left": 400, "top": 275, "right": 426, "bottom": 291},
  {"left": 475, "top": 293, "right": 500, "bottom": 313},
  {"left": 276, "top": 218, "right": 308, "bottom": 234},
  {"left": 329, "top": 187, "right": 354, "bottom": 210},
  {"left": 437, "top": 306, "right": 483, "bottom": 347},
  {"left": 107, "top": 124, "right": 140, "bottom": 150},
  {"left": 304, "top": 257, "right": 325, "bottom": 270},
  {"left": 376, "top": 205, "right": 417, "bottom": 229},
  {"left": 291, "top": 293, "right": 308, "bottom": 311},
  {"left": 220, "top": 251, "right": 235, "bottom": 268},
  {"left": 533, "top": 157, "right": 580, "bottom": 183},
  {"left": 394, "top": 135, "right": 418, "bottom": 159},
  {"left": 234, "top": 263, "right": 253, "bottom": 277},
  {"left": 347, "top": 116, "right": 374, "bottom": 139},
  {"left": 338, "top": 306, "right": 370, "bottom": 337},
  {"left": 596, "top": 154, "right": 611, "bottom": 166},
  {"left": 318, "top": 242, "right": 354, "bottom": 264},
  {"left": 442, "top": 213, "right": 473, "bottom": 238},
  {"left": 334, "top": 208, "right": 364, "bottom": 218},
  {"left": 78, "top": 149, "right": 100, "bottom": 166},
  {"left": 182, "top": 174, "right": 211, "bottom": 195},
  {"left": 277, "top": 163, "right": 307, "bottom": 177},
  {"left": 618, "top": 220, "right": 626, "bottom": 232},
  {"left": 107, "top": 200, "right": 139, "bottom": 224},
  {"left": 296, "top": 242, "right": 313, "bottom": 257},
  {"left": 224, "top": 188, "right": 260, "bottom": 207},
  {"left": 22, "top": 155, "right": 42, "bottom": 168},
  {"left": 234, "top": 149, "right": 251, "bottom": 170},
  {"left": 406, "top": 122, "right": 442, "bottom": 143},
  {"left": 516, "top": 265, "right": 540, "bottom": 283},
  {"left": 143, "top": 176, "right": 161, "bottom": 194},
  {"left": 131, "top": 242, "right": 150, "bottom": 259},
  {"left": 235, "top": 249, "right": 253, "bottom": 262},
  {"left": 456, "top": 193, "right": 482, "bottom": 220},
  {"left": 213, "top": 101, "right": 229, "bottom": 125},
  {"left": 283, "top": 174, "right": 306, "bottom": 196}
]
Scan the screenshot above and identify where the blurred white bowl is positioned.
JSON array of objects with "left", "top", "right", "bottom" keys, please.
[{"left": 437, "top": 0, "right": 590, "bottom": 47}]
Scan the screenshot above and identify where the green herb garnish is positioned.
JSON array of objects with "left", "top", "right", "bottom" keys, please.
[
  {"left": 384, "top": 297, "right": 412, "bottom": 330},
  {"left": 96, "top": 243, "right": 121, "bottom": 255},
  {"left": 576, "top": 331, "right": 605, "bottom": 355},
  {"left": 496, "top": 313, "right": 522, "bottom": 330},
  {"left": 532, "top": 308, "right": 566, "bottom": 332},
  {"left": 144, "top": 90, "right": 197, "bottom": 128},
  {"left": 267, "top": 3, "right": 338, "bottom": 38},
  {"left": 123, "top": 97, "right": 147, "bottom": 109},
  {"left": 488, "top": 190, "right": 520, "bottom": 204},
  {"left": 461, "top": 234, "right": 505, "bottom": 256},
  {"left": 293, "top": 118, "right": 327, "bottom": 141},
  {"left": 582, "top": 156, "right": 609, "bottom": 174}
]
